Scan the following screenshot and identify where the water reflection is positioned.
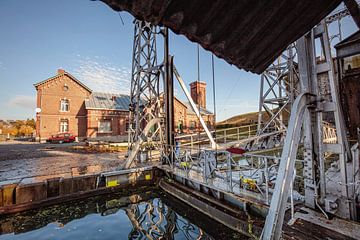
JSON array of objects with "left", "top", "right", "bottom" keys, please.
[
  {"left": 0, "top": 189, "right": 239, "bottom": 240},
  {"left": 124, "top": 199, "right": 207, "bottom": 239}
]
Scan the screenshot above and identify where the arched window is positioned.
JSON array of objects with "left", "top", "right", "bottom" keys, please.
[
  {"left": 60, "top": 99, "right": 69, "bottom": 112},
  {"left": 60, "top": 119, "right": 69, "bottom": 133}
]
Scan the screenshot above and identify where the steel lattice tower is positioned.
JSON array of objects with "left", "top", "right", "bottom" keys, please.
[
  {"left": 128, "top": 20, "right": 164, "bottom": 155},
  {"left": 257, "top": 44, "right": 299, "bottom": 134}
]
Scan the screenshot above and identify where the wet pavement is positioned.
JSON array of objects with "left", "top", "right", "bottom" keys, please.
[{"left": 0, "top": 141, "right": 125, "bottom": 182}]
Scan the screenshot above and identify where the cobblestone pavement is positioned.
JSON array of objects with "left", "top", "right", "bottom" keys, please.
[{"left": 0, "top": 141, "right": 126, "bottom": 182}]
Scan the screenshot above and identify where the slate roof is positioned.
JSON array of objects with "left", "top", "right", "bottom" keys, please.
[
  {"left": 85, "top": 92, "right": 214, "bottom": 115},
  {"left": 85, "top": 92, "right": 131, "bottom": 111}
]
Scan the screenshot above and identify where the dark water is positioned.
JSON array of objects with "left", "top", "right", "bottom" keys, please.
[{"left": 0, "top": 187, "right": 245, "bottom": 240}]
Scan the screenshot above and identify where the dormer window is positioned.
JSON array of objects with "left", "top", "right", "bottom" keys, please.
[{"left": 60, "top": 99, "right": 69, "bottom": 112}]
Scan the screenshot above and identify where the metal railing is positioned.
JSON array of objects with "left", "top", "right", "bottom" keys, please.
[
  {"left": 175, "top": 124, "right": 258, "bottom": 147},
  {"left": 161, "top": 144, "right": 304, "bottom": 205},
  {"left": 323, "top": 121, "right": 337, "bottom": 143}
]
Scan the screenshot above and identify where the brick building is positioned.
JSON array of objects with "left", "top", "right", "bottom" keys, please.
[{"left": 34, "top": 69, "right": 214, "bottom": 141}]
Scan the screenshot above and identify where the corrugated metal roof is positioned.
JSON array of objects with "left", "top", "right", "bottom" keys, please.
[
  {"left": 101, "top": 0, "right": 342, "bottom": 74},
  {"left": 85, "top": 92, "right": 131, "bottom": 111},
  {"left": 86, "top": 92, "right": 214, "bottom": 116}
]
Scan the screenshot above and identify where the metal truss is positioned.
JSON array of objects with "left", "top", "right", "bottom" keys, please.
[
  {"left": 263, "top": 20, "right": 358, "bottom": 239},
  {"left": 257, "top": 1, "right": 357, "bottom": 137},
  {"left": 127, "top": 20, "right": 164, "bottom": 165},
  {"left": 298, "top": 20, "right": 354, "bottom": 220},
  {"left": 257, "top": 44, "right": 300, "bottom": 135}
]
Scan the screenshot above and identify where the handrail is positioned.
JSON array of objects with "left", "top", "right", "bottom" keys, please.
[{"left": 175, "top": 124, "right": 258, "bottom": 147}]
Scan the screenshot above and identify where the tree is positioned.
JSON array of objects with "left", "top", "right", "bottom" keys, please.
[
  {"left": 3, "top": 126, "right": 18, "bottom": 136},
  {"left": 19, "top": 125, "right": 34, "bottom": 136},
  {"left": 25, "top": 119, "right": 36, "bottom": 129},
  {"left": 13, "top": 120, "right": 24, "bottom": 131}
]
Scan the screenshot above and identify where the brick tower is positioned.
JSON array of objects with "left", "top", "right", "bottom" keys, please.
[{"left": 190, "top": 81, "right": 206, "bottom": 109}]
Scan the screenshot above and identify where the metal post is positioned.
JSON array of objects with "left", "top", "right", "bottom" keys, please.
[
  {"left": 264, "top": 157, "right": 269, "bottom": 205},
  {"left": 164, "top": 27, "right": 175, "bottom": 150},
  {"left": 173, "top": 66, "right": 217, "bottom": 149},
  {"left": 262, "top": 93, "right": 311, "bottom": 240}
]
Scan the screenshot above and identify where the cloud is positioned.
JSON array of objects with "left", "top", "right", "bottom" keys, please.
[
  {"left": 7, "top": 95, "right": 35, "bottom": 110},
  {"left": 71, "top": 57, "right": 131, "bottom": 94}
]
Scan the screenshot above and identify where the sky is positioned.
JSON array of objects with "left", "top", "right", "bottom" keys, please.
[{"left": 0, "top": 1, "right": 358, "bottom": 122}]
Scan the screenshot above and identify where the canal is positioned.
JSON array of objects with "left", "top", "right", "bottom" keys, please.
[{"left": 0, "top": 186, "right": 247, "bottom": 240}]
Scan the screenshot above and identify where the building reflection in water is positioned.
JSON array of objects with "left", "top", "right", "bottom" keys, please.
[{"left": 0, "top": 190, "right": 215, "bottom": 240}]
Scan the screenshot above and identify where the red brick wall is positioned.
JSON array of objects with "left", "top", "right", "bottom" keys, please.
[
  {"left": 35, "top": 73, "right": 91, "bottom": 140},
  {"left": 172, "top": 97, "right": 214, "bottom": 133},
  {"left": 86, "top": 109, "right": 128, "bottom": 137},
  {"left": 35, "top": 71, "right": 214, "bottom": 140},
  {"left": 190, "top": 81, "right": 207, "bottom": 109},
  {"left": 186, "top": 114, "right": 214, "bottom": 133},
  {"left": 174, "top": 98, "right": 187, "bottom": 133}
]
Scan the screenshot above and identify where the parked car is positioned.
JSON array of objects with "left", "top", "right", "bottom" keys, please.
[{"left": 47, "top": 133, "right": 76, "bottom": 143}]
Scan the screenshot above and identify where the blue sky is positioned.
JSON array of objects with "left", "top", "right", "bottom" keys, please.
[{"left": 0, "top": 1, "right": 357, "bottom": 121}]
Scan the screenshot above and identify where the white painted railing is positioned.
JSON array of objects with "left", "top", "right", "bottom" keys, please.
[{"left": 175, "top": 124, "right": 258, "bottom": 147}]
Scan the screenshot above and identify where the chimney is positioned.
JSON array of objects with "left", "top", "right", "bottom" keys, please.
[
  {"left": 57, "top": 69, "right": 65, "bottom": 75},
  {"left": 111, "top": 95, "right": 117, "bottom": 101},
  {"left": 190, "top": 81, "right": 206, "bottom": 109}
]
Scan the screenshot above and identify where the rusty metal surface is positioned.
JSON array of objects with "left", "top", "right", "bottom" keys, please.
[
  {"left": 335, "top": 30, "right": 360, "bottom": 58},
  {"left": 344, "top": 0, "right": 360, "bottom": 28},
  {"left": 101, "top": 0, "right": 342, "bottom": 74},
  {"left": 336, "top": 31, "right": 360, "bottom": 139},
  {"left": 340, "top": 69, "right": 360, "bottom": 139}
]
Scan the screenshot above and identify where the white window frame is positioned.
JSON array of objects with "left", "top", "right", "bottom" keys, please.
[
  {"left": 60, "top": 119, "right": 69, "bottom": 133},
  {"left": 98, "top": 120, "right": 112, "bottom": 133},
  {"left": 60, "top": 99, "right": 70, "bottom": 112}
]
